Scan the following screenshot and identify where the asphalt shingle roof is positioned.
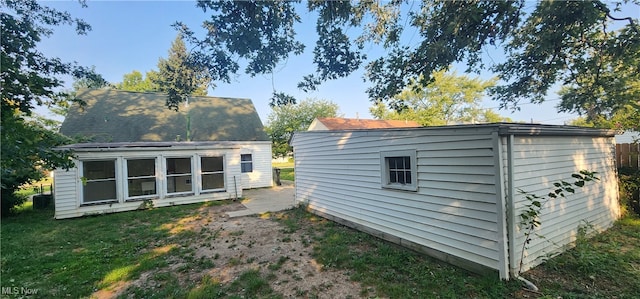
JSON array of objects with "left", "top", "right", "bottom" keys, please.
[{"left": 60, "top": 89, "right": 269, "bottom": 142}]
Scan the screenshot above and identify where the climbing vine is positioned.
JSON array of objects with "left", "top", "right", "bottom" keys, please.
[{"left": 517, "top": 170, "right": 599, "bottom": 274}]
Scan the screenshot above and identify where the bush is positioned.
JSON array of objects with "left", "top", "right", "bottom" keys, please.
[
  {"left": 619, "top": 167, "right": 640, "bottom": 216},
  {"left": 1, "top": 188, "right": 27, "bottom": 217}
]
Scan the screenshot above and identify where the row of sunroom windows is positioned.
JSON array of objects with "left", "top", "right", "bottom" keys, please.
[{"left": 81, "top": 154, "right": 252, "bottom": 205}]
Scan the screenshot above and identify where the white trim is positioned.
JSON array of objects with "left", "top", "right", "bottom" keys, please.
[
  {"left": 79, "top": 159, "right": 118, "bottom": 205},
  {"left": 380, "top": 150, "right": 418, "bottom": 192},
  {"left": 124, "top": 157, "right": 158, "bottom": 201},
  {"left": 199, "top": 154, "right": 226, "bottom": 193}
]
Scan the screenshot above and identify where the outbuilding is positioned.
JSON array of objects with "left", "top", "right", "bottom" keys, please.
[
  {"left": 53, "top": 89, "right": 272, "bottom": 219},
  {"left": 291, "top": 123, "right": 619, "bottom": 279}
]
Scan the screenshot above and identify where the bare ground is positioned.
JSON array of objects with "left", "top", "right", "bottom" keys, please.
[{"left": 121, "top": 202, "right": 367, "bottom": 298}]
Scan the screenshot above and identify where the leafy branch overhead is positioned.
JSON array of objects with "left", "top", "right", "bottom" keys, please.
[{"left": 177, "top": 0, "right": 639, "bottom": 129}]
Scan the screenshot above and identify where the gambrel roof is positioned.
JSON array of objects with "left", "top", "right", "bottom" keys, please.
[{"left": 60, "top": 89, "right": 268, "bottom": 142}]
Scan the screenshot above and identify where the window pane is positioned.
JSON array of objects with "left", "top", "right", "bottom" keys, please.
[
  {"left": 404, "top": 157, "right": 411, "bottom": 170},
  {"left": 241, "top": 154, "right": 252, "bottom": 162},
  {"left": 127, "top": 159, "right": 155, "bottom": 177},
  {"left": 167, "top": 175, "right": 192, "bottom": 193},
  {"left": 128, "top": 178, "right": 156, "bottom": 197},
  {"left": 167, "top": 158, "right": 191, "bottom": 175},
  {"left": 84, "top": 161, "right": 115, "bottom": 180},
  {"left": 405, "top": 171, "right": 412, "bottom": 184},
  {"left": 201, "top": 157, "right": 223, "bottom": 172},
  {"left": 84, "top": 181, "right": 116, "bottom": 202},
  {"left": 202, "top": 173, "right": 225, "bottom": 190},
  {"left": 241, "top": 162, "right": 253, "bottom": 173}
]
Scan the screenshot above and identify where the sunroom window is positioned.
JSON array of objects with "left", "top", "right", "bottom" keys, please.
[
  {"left": 166, "top": 157, "right": 193, "bottom": 194},
  {"left": 126, "top": 158, "right": 156, "bottom": 198},
  {"left": 201, "top": 156, "right": 225, "bottom": 191},
  {"left": 82, "top": 160, "right": 117, "bottom": 203}
]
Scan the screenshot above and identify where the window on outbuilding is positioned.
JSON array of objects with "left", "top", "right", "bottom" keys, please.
[
  {"left": 166, "top": 157, "right": 193, "bottom": 194},
  {"left": 82, "top": 160, "right": 117, "bottom": 204},
  {"left": 126, "top": 158, "right": 157, "bottom": 198},
  {"left": 380, "top": 150, "right": 417, "bottom": 191},
  {"left": 201, "top": 156, "right": 225, "bottom": 191},
  {"left": 241, "top": 154, "right": 253, "bottom": 173}
]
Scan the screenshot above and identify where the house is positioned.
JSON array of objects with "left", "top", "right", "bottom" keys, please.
[
  {"left": 307, "top": 117, "right": 421, "bottom": 131},
  {"left": 53, "top": 89, "right": 272, "bottom": 219},
  {"left": 291, "top": 123, "right": 620, "bottom": 279}
]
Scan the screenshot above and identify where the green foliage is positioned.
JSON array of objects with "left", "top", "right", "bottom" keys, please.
[
  {"left": 1, "top": 0, "right": 106, "bottom": 216},
  {"left": 265, "top": 98, "right": 340, "bottom": 158},
  {"left": 537, "top": 216, "right": 640, "bottom": 297},
  {"left": 155, "top": 34, "right": 210, "bottom": 110},
  {"left": 179, "top": 0, "right": 639, "bottom": 129},
  {"left": 517, "top": 170, "right": 599, "bottom": 274},
  {"left": 116, "top": 70, "right": 160, "bottom": 92},
  {"left": 618, "top": 168, "right": 640, "bottom": 216},
  {"left": 115, "top": 34, "right": 209, "bottom": 110},
  {"left": 369, "top": 69, "right": 509, "bottom": 125}
]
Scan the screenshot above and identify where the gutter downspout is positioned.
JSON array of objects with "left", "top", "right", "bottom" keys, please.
[{"left": 507, "top": 134, "right": 539, "bottom": 291}]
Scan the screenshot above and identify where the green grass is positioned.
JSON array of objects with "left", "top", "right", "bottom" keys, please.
[
  {"left": 278, "top": 168, "right": 294, "bottom": 181},
  {"left": 274, "top": 206, "right": 640, "bottom": 298},
  {"left": 272, "top": 161, "right": 294, "bottom": 168},
  {"left": 2, "top": 199, "right": 638, "bottom": 298},
  {"left": 0, "top": 201, "right": 227, "bottom": 298}
]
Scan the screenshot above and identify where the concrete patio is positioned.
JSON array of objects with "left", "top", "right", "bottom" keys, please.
[{"left": 226, "top": 181, "right": 296, "bottom": 217}]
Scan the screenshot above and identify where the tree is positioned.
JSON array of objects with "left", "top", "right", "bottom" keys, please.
[
  {"left": 1, "top": 0, "right": 104, "bottom": 216},
  {"left": 370, "top": 70, "right": 509, "bottom": 126},
  {"left": 177, "top": 0, "right": 639, "bottom": 129},
  {"left": 154, "top": 34, "right": 210, "bottom": 110},
  {"left": 265, "top": 99, "right": 340, "bottom": 158},
  {"left": 115, "top": 70, "right": 160, "bottom": 92}
]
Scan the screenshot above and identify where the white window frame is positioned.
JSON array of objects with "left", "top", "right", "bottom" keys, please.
[
  {"left": 380, "top": 150, "right": 418, "bottom": 192},
  {"left": 165, "top": 156, "right": 194, "bottom": 196},
  {"left": 240, "top": 153, "right": 253, "bottom": 173},
  {"left": 80, "top": 159, "right": 118, "bottom": 205},
  {"left": 199, "top": 155, "right": 226, "bottom": 192},
  {"left": 124, "top": 158, "right": 158, "bottom": 200}
]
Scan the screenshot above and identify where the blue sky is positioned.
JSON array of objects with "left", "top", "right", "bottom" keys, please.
[{"left": 37, "top": 1, "right": 638, "bottom": 125}]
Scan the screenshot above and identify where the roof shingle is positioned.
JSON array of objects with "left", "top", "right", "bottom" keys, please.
[{"left": 60, "top": 89, "right": 269, "bottom": 142}]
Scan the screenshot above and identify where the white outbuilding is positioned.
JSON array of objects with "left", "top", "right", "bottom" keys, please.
[
  {"left": 291, "top": 123, "right": 620, "bottom": 279},
  {"left": 53, "top": 89, "right": 272, "bottom": 219}
]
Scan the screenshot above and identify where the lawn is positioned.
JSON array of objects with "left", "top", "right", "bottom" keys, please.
[{"left": 1, "top": 200, "right": 638, "bottom": 298}]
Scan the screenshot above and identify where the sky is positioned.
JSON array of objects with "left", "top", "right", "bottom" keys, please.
[{"left": 36, "top": 1, "right": 639, "bottom": 125}]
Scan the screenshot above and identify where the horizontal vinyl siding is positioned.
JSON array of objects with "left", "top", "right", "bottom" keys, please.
[
  {"left": 293, "top": 128, "right": 502, "bottom": 271},
  {"left": 511, "top": 136, "right": 620, "bottom": 273},
  {"left": 239, "top": 142, "right": 273, "bottom": 189},
  {"left": 54, "top": 168, "right": 79, "bottom": 219}
]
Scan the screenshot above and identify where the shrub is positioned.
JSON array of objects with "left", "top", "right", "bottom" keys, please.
[
  {"left": 1, "top": 189, "right": 27, "bottom": 217},
  {"left": 618, "top": 167, "right": 640, "bottom": 216}
]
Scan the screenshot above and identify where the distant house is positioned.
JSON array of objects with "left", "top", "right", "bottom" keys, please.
[
  {"left": 54, "top": 89, "right": 272, "bottom": 219},
  {"left": 292, "top": 123, "right": 620, "bottom": 279},
  {"left": 308, "top": 117, "right": 421, "bottom": 131}
]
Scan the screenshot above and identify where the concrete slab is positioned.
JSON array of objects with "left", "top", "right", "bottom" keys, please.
[{"left": 226, "top": 181, "right": 297, "bottom": 217}]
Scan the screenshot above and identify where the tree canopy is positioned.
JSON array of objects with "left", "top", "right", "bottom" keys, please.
[
  {"left": 116, "top": 70, "right": 160, "bottom": 92},
  {"left": 1, "top": 0, "right": 104, "bottom": 215},
  {"left": 177, "top": 0, "right": 639, "bottom": 130},
  {"left": 370, "top": 70, "right": 509, "bottom": 126},
  {"left": 265, "top": 99, "right": 340, "bottom": 158},
  {"left": 114, "top": 34, "right": 209, "bottom": 109}
]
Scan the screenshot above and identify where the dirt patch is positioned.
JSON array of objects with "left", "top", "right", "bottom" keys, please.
[{"left": 126, "top": 202, "right": 366, "bottom": 298}]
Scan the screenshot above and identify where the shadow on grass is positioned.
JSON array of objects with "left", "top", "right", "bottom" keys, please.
[{"left": 0, "top": 201, "right": 227, "bottom": 298}]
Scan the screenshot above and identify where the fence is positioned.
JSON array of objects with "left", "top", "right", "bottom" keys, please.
[{"left": 616, "top": 143, "right": 640, "bottom": 169}]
